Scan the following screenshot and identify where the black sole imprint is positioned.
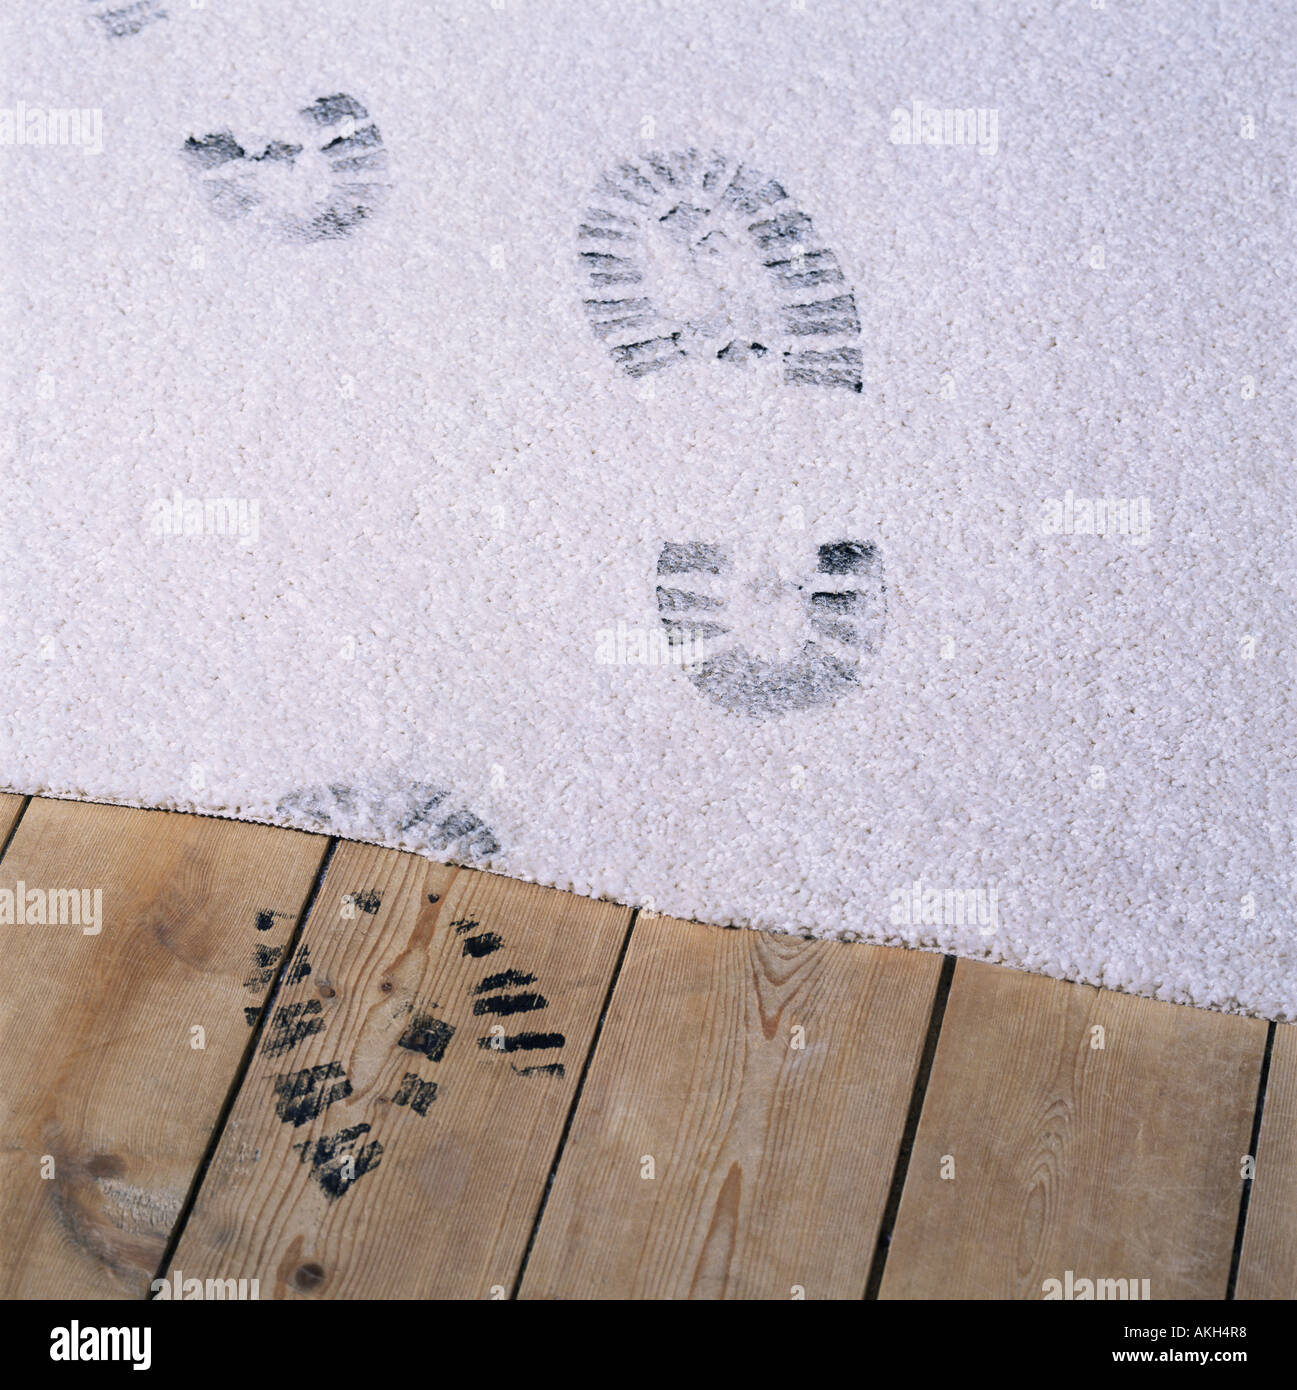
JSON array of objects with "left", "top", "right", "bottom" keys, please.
[
  {"left": 656, "top": 538, "right": 886, "bottom": 717},
  {"left": 227, "top": 867, "right": 574, "bottom": 1207},
  {"left": 580, "top": 151, "right": 862, "bottom": 390},
  {"left": 182, "top": 93, "right": 390, "bottom": 243}
]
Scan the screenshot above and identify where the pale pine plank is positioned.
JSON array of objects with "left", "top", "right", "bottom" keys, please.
[
  {"left": 519, "top": 916, "right": 943, "bottom": 1300},
  {"left": 879, "top": 960, "right": 1267, "bottom": 1300},
  {"left": 0, "top": 792, "right": 27, "bottom": 844},
  {"left": 1236, "top": 1024, "right": 1297, "bottom": 1298},
  {"left": 0, "top": 797, "right": 328, "bottom": 1298},
  {"left": 169, "top": 843, "right": 631, "bottom": 1299}
]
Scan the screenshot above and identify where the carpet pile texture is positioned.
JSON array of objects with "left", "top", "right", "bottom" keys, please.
[{"left": 3, "top": 1, "right": 1292, "bottom": 1017}]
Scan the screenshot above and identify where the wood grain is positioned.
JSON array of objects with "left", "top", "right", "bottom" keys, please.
[
  {"left": 169, "top": 844, "right": 631, "bottom": 1299},
  {"left": 1236, "top": 1024, "right": 1297, "bottom": 1299},
  {"left": 519, "top": 916, "right": 943, "bottom": 1300},
  {"left": 879, "top": 960, "right": 1267, "bottom": 1300},
  {"left": 0, "top": 797, "right": 328, "bottom": 1298},
  {"left": 0, "top": 793, "right": 28, "bottom": 846}
]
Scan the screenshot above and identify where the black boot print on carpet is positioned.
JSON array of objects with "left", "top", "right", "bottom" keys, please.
[
  {"left": 581, "top": 151, "right": 862, "bottom": 390},
  {"left": 182, "top": 93, "right": 390, "bottom": 242},
  {"left": 656, "top": 537, "right": 885, "bottom": 717}
]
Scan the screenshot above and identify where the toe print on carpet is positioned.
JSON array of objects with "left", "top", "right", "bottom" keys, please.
[
  {"left": 656, "top": 537, "right": 885, "bottom": 717},
  {"left": 87, "top": 0, "right": 166, "bottom": 40},
  {"left": 580, "top": 150, "right": 862, "bottom": 390},
  {"left": 182, "top": 93, "right": 390, "bottom": 242},
  {"left": 274, "top": 778, "right": 500, "bottom": 861}
]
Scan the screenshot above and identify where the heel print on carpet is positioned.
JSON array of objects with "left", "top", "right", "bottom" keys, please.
[
  {"left": 182, "top": 93, "right": 390, "bottom": 242},
  {"left": 656, "top": 538, "right": 885, "bottom": 717},
  {"left": 581, "top": 150, "right": 862, "bottom": 390},
  {"left": 275, "top": 779, "right": 500, "bottom": 862}
]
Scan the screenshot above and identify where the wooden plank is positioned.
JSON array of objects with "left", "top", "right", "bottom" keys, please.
[
  {"left": 879, "top": 960, "right": 1267, "bottom": 1300},
  {"left": 169, "top": 843, "right": 631, "bottom": 1299},
  {"left": 0, "top": 792, "right": 28, "bottom": 845},
  {"left": 1236, "top": 1024, "right": 1297, "bottom": 1299},
  {"left": 0, "top": 797, "right": 329, "bottom": 1298},
  {"left": 519, "top": 917, "right": 944, "bottom": 1300}
]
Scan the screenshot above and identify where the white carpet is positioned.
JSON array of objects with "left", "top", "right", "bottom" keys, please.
[{"left": 3, "top": 1, "right": 1292, "bottom": 1018}]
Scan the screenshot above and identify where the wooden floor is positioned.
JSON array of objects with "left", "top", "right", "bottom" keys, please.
[{"left": 0, "top": 794, "right": 1290, "bottom": 1301}]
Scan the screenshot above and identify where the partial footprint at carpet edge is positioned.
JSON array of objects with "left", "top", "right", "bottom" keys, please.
[
  {"left": 274, "top": 778, "right": 501, "bottom": 863},
  {"left": 85, "top": 0, "right": 167, "bottom": 41}
]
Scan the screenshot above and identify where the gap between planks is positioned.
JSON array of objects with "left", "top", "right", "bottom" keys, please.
[
  {"left": 518, "top": 916, "right": 944, "bottom": 1299},
  {"left": 878, "top": 960, "right": 1270, "bottom": 1301}
]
